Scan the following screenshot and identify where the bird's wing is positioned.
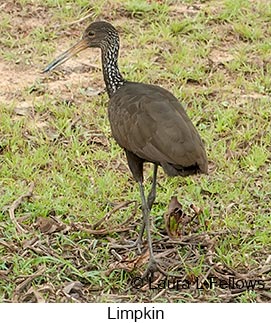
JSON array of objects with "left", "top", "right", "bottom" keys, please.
[{"left": 109, "top": 86, "right": 206, "bottom": 168}]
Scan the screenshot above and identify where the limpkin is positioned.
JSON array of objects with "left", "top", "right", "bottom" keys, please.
[{"left": 44, "top": 21, "right": 208, "bottom": 275}]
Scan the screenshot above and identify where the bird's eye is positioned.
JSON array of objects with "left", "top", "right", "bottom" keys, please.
[{"left": 88, "top": 31, "right": 95, "bottom": 37}]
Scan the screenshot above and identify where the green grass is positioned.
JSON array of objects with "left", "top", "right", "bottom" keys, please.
[{"left": 0, "top": 0, "right": 270, "bottom": 303}]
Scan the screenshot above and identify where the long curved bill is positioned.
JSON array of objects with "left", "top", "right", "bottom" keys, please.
[{"left": 42, "top": 38, "right": 89, "bottom": 73}]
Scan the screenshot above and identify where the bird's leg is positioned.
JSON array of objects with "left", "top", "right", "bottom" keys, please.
[
  {"left": 134, "top": 164, "right": 158, "bottom": 247},
  {"left": 147, "top": 164, "right": 158, "bottom": 210},
  {"left": 138, "top": 181, "right": 158, "bottom": 275},
  {"left": 111, "top": 162, "right": 157, "bottom": 254}
]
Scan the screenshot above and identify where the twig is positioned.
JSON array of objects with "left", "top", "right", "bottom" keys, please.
[
  {"left": 66, "top": 13, "right": 94, "bottom": 26},
  {"left": 92, "top": 200, "right": 137, "bottom": 229},
  {"left": 261, "top": 291, "right": 271, "bottom": 300},
  {"left": 13, "top": 266, "right": 46, "bottom": 302},
  {"left": 118, "top": 201, "right": 138, "bottom": 226},
  {"left": 197, "top": 265, "right": 215, "bottom": 288},
  {"left": 111, "top": 249, "right": 123, "bottom": 261},
  {"left": 0, "top": 239, "right": 19, "bottom": 252},
  {"left": 151, "top": 289, "right": 166, "bottom": 301},
  {"left": 8, "top": 182, "right": 34, "bottom": 234},
  {"left": 72, "top": 223, "right": 132, "bottom": 235}
]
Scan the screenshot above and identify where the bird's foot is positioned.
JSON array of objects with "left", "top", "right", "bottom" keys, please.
[
  {"left": 110, "top": 236, "right": 143, "bottom": 254},
  {"left": 142, "top": 257, "right": 167, "bottom": 278}
]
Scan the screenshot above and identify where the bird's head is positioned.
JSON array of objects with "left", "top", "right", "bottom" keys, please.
[{"left": 43, "top": 21, "right": 119, "bottom": 73}]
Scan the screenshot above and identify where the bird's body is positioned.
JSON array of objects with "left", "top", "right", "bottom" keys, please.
[
  {"left": 44, "top": 21, "right": 208, "bottom": 275},
  {"left": 109, "top": 81, "right": 207, "bottom": 179}
]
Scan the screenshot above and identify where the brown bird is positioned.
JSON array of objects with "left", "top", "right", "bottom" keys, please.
[{"left": 44, "top": 21, "right": 208, "bottom": 275}]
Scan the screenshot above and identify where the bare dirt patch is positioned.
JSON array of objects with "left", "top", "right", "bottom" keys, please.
[{"left": 0, "top": 61, "right": 37, "bottom": 102}]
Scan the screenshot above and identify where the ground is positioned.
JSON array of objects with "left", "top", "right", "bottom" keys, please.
[{"left": 0, "top": 0, "right": 270, "bottom": 302}]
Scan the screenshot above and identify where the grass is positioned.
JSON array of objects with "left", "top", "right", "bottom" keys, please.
[{"left": 0, "top": 0, "right": 271, "bottom": 302}]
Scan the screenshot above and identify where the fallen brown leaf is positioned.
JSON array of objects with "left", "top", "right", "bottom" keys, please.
[
  {"left": 22, "top": 287, "right": 46, "bottom": 303},
  {"left": 62, "top": 281, "right": 85, "bottom": 302},
  {"left": 104, "top": 250, "right": 150, "bottom": 276},
  {"left": 12, "top": 266, "right": 46, "bottom": 302},
  {"left": 164, "top": 196, "right": 186, "bottom": 238},
  {"left": 35, "top": 216, "right": 66, "bottom": 234}
]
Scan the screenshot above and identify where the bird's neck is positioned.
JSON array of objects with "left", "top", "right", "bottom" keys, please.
[{"left": 101, "top": 43, "right": 125, "bottom": 98}]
